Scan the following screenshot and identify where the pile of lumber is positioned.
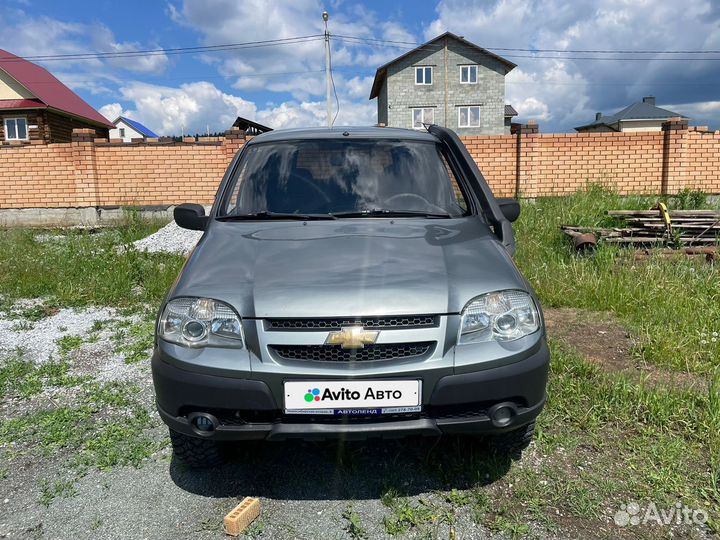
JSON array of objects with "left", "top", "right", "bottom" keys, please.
[{"left": 562, "top": 209, "right": 720, "bottom": 246}]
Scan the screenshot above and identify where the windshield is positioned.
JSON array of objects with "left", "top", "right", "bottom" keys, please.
[{"left": 219, "top": 139, "right": 468, "bottom": 218}]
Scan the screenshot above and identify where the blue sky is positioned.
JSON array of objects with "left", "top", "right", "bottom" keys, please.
[{"left": 2, "top": 0, "right": 720, "bottom": 134}]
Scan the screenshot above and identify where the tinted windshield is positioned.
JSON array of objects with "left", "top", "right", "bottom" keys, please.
[{"left": 219, "top": 139, "right": 467, "bottom": 217}]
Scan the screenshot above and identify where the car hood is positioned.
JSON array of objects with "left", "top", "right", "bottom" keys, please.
[{"left": 171, "top": 219, "right": 529, "bottom": 318}]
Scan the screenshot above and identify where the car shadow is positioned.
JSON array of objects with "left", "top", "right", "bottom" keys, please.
[{"left": 169, "top": 435, "right": 512, "bottom": 500}]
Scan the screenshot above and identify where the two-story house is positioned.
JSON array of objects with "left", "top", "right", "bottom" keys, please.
[{"left": 369, "top": 32, "right": 517, "bottom": 135}]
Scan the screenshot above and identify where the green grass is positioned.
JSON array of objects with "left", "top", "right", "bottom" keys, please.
[
  {"left": 0, "top": 214, "right": 183, "bottom": 310},
  {"left": 493, "top": 186, "right": 720, "bottom": 535},
  {"left": 111, "top": 317, "right": 156, "bottom": 364},
  {"left": 0, "top": 380, "right": 157, "bottom": 466},
  {"left": 0, "top": 354, "right": 86, "bottom": 399},
  {"left": 56, "top": 335, "right": 85, "bottom": 354},
  {"left": 514, "top": 185, "right": 720, "bottom": 374},
  {"left": 0, "top": 197, "right": 718, "bottom": 535}
]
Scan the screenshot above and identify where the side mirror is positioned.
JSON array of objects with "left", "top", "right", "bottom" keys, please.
[
  {"left": 496, "top": 198, "right": 521, "bottom": 223},
  {"left": 174, "top": 203, "right": 208, "bottom": 231}
]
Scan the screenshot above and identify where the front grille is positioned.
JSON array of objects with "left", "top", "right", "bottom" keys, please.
[
  {"left": 269, "top": 342, "right": 434, "bottom": 362},
  {"left": 265, "top": 315, "right": 438, "bottom": 331}
]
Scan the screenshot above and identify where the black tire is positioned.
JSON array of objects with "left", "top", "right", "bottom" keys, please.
[
  {"left": 169, "top": 429, "right": 225, "bottom": 468},
  {"left": 488, "top": 421, "right": 535, "bottom": 458}
]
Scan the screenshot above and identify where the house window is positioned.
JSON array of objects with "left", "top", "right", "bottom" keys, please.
[
  {"left": 4, "top": 117, "right": 28, "bottom": 141},
  {"left": 460, "top": 65, "right": 478, "bottom": 84},
  {"left": 458, "top": 106, "right": 481, "bottom": 128},
  {"left": 119, "top": 128, "right": 125, "bottom": 138},
  {"left": 412, "top": 108, "right": 434, "bottom": 129},
  {"left": 415, "top": 66, "right": 432, "bottom": 85}
]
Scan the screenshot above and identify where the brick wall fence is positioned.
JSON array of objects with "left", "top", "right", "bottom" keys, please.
[{"left": 0, "top": 119, "right": 718, "bottom": 220}]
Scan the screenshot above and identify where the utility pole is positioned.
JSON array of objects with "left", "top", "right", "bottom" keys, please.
[{"left": 323, "top": 11, "right": 332, "bottom": 127}]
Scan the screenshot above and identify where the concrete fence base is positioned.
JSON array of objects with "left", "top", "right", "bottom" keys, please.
[{"left": 0, "top": 206, "right": 177, "bottom": 228}]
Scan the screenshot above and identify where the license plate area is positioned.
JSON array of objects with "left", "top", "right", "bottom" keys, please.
[{"left": 284, "top": 380, "right": 421, "bottom": 415}]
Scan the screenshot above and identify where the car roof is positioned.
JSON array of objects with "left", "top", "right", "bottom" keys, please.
[{"left": 247, "top": 126, "right": 439, "bottom": 144}]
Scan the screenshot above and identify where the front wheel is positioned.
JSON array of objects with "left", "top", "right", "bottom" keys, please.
[
  {"left": 487, "top": 421, "right": 535, "bottom": 458},
  {"left": 169, "top": 429, "right": 225, "bottom": 468}
]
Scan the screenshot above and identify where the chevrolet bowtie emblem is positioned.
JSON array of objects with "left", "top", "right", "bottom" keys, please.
[{"left": 325, "top": 326, "right": 379, "bottom": 349}]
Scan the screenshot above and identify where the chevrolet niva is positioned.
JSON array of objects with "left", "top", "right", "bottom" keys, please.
[{"left": 152, "top": 125, "right": 549, "bottom": 467}]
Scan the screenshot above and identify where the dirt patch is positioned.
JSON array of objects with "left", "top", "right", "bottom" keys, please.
[
  {"left": 544, "top": 308, "right": 706, "bottom": 391},
  {"left": 544, "top": 308, "right": 636, "bottom": 372}
]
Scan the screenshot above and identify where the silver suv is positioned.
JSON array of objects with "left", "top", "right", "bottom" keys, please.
[{"left": 152, "top": 125, "right": 549, "bottom": 467}]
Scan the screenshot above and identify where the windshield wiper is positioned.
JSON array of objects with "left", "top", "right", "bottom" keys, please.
[
  {"left": 216, "top": 211, "right": 337, "bottom": 221},
  {"left": 330, "top": 209, "right": 451, "bottom": 219}
]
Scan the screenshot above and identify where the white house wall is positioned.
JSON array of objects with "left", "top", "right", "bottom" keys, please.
[{"left": 109, "top": 121, "right": 144, "bottom": 142}]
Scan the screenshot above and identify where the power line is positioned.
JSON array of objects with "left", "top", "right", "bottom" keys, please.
[
  {"left": 0, "top": 35, "right": 324, "bottom": 62},
  {"left": 335, "top": 35, "right": 720, "bottom": 61},
  {"left": 16, "top": 64, "right": 720, "bottom": 88},
  {"left": 334, "top": 34, "right": 720, "bottom": 55},
  {"left": 3, "top": 31, "right": 718, "bottom": 65}
]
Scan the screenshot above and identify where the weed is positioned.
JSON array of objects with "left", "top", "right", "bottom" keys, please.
[
  {"left": 444, "top": 488, "right": 471, "bottom": 507},
  {"left": 90, "top": 517, "right": 103, "bottom": 531},
  {"left": 0, "top": 356, "right": 85, "bottom": 399},
  {"left": 243, "top": 520, "right": 266, "bottom": 538},
  {"left": 673, "top": 188, "right": 708, "bottom": 210},
  {"left": 382, "top": 497, "right": 443, "bottom": 536},
  {"left": 11, "top": 320, "right": 34, "bottom": 331},
  {"left": 343, "top": 504, "right": 368, "bottom": 540},
  {"left": 381, "top": 487, "right": 401, "bottom": 508},
  {"left": 56, "top": 335, "right": 84, "bottom": 354},
  {"left": 489, "top": 513, "right": 530, "bottom": 540},
  {"left": 38, "top": 478, "right": 77, "bottom": 507},
  {"left": 0, "top": 379, "right": 158, "bottom": 504},
  {"left": 112, "top": 318, "right": 154, "bottom": 364}
]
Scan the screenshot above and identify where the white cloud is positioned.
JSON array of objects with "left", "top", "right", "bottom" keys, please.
[
  {"left": 170, "top": 0, "right": 416, "bottom": 101},
  {"left": 105, "top": 40, "right": 170, "bottom": 74},
  {"left": 665, "top": 101, "right": 720, "bottom": 130},
  {"left": 0, "top": 11, "right": 169, "bottom": 76},
  {"left": 426, "top": 0, "right": 720, "bottom": 131},
  {"left": 98, "top": 103, "right": 123, "bottom": 122},
  {"left": 101, "top": 77, "right": 376, "bottom": 135},
  {"left": 258, "top": 98, "right": 375, "bottom": 129},
  {"left": 101, "top": 81, "right": 257, "bottom": 135}
]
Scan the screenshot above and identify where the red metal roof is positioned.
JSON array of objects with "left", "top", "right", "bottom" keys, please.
[
  {"left": 0, "top": 99, "right": 46, "bottom": 110},
  {"left": 0, "top": 49, "right": 113, "bottom": 128}
]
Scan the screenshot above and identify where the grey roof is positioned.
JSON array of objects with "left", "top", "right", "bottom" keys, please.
[
  {"left": 369, "top": 32, "right": 516, "bottom": 99},
  {"left": 575, "top": 100, "right": 687, "bottom": 131},
  {"left": 504, "top": 105, "right": 518, "bottom": 117},
  {"left": 232, "top": 116, "right": 272, "bottom": 133},
  {"left": 249, "top": 126, "right": 439, "bottom": 144}
]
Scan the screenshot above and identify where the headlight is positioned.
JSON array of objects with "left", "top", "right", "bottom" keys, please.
[
  {"left": 459, "top": 290, "right": 539, "bottom": 344},
  {"left": 159, "top": 297, "right": 243, "bottom": 348}
]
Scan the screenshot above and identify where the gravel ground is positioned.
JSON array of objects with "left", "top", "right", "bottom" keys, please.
[
  {"left": 2, "top": 300, "right": 709, "bottom": 540},
  {"left": 0, "top": 303, "right": 117, "bottom": 366},
  {"left": 0, "top": 299, "right": 511, "bottom": 540},
  {"left": 132, "top": 221, "right": 202, "bottom": 255}
]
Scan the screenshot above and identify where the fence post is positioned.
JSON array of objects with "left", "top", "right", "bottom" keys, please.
[
  {"left": 223, "top": 127, "right": 246, "bottom": 164},
  {"left": 661, "top": 117, "right": 689, "bottom": 195},
  {"left": 514, "top": 120, "right": 538, "bottom": 198},
  {"left": 71, "top": 128, "right": 99, "bottom": 208}
]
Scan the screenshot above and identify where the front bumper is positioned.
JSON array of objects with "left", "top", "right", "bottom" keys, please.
[{"left": 152, "top": 339, "right": 549, "bottom": 441}]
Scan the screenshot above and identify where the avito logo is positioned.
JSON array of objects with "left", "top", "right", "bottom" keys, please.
[{"left": 303, "top": 386, "right": 402, "bottom": 403}]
